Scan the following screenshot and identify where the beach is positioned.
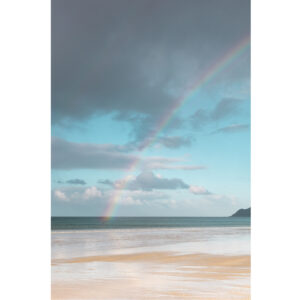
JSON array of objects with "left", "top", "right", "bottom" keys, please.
[
  {"left": 51, "top": 0, "right": 251, "bottom": 298},
  {"left": 52, "top": 220, "right": 250, "bottom": 300}
]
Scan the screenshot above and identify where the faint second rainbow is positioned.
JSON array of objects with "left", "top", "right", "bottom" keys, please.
[{"left": 101, "top": 35, "right": 250, "bottom": 220}]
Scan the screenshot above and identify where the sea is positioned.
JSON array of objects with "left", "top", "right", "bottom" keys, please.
[
  {"left": 52, "top": 216, "right": 250, "bottom": 231},
  {"left": 52, "top": 217, "right": 250, "bottom": 260}
]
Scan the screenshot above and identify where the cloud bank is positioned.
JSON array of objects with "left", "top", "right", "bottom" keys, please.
[
  {"left": 115, "top": 171, "right": 189, "bottom": 191},
  {"left": 52, "top": 137, "right": 205, "bottom": 171}
]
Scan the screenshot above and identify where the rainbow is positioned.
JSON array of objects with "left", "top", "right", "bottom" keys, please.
[{"left": 101, "top": 35, "right": 250, "bottom": 220}]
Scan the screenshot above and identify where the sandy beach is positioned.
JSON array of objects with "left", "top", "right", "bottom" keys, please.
[
  {"left": 52, "top": 226, "right": 250, "bottom": 299},
  {"left": 52, "top": 252, "right": 250, "bottom": 299}
]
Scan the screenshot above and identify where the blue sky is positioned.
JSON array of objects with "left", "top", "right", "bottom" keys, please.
[{"left": 51, "top": 0, "right": 250, "bottom": 216}]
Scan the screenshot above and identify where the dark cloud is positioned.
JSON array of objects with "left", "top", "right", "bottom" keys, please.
[
  {"left": 156, "top": 136, "right": 192, "bottom": 149},
  {"left": 211, "top": 124, "right": 250, "bottom": 134},
  {"left": 190, "top": 98, "right": 245, "bottom": 129},
  {"left": 66, "top": 179, "right": 87, "bottom": 185},
  {"left": 113, "top": 106, "right": 185, "bottom": 142},
  {"left": 52, "top": 0, "right": 250, "bottom": 140},
  {"left": 57, "top": 179, "right": 87, "bottom": 185},
  {"left": 99, "top": 173, "right": 213, "bottom": 196},
  {"left": 118, "top": 171, "right": 189, "bottom": 191},
  {"left": 52, "top": 137, "right": 205, "bottom": 171}
]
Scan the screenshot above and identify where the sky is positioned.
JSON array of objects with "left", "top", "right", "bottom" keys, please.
[{"left": 51, "top": 0, "right": 250, "bottom": 217}]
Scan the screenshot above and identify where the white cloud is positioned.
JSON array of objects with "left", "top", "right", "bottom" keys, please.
[
  {"left": 54, "top": 190, "right": 68, "bottom": 202},
  {"left": 189, "top": 185, "right": 211, "bottom": 195},
  {"left": 52, "top": 186, "right": 103, "bottom": 203},
  {"left": 83, "top": 186, "right": 102, "bottom": 200}
]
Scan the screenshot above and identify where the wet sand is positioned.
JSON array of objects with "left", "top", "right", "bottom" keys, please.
[{"left": 52, "top": 251, "right": 250, "bottom": 299}]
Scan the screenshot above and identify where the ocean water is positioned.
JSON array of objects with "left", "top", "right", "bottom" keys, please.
[
  {"left": 52, "top": 216, "right": 250, "bottom": 231},
  {"left": 52, "top": 217, "right": 250, "bottom": 260}
]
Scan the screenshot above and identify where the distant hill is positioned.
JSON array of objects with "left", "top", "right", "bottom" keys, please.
[{"left": 231, "top": 207, "right": 251, "bottom": 217}]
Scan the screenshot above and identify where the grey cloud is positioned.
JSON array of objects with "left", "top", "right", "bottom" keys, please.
[
  {"left": 52, "top": 0, "right": 250, "bottom": 140},
  {"left": 52, "top": 137, "right": 137, "bottom": 170},
  {"left": 57, "top": 179, "right": 87, "bottom": 185},
  {"left": 52, "top": 137, "right": 205, "bottom": 171},
  {"left": 122, "top": 171, "right": 189, "bottom": 191},
  {"left": 190, "top": 98, "right": 245, "bottom": 129},
  {"left": 103, "top": 173, "right": 212, "bottom": 195},
  {"left": 211, "top": 124, "right": 249, "bottom": 134},
  {"left": 66, "top": 179, "right": 86, "bottom": 185},
  {"left": 116, "top": 112, "right": 185, "bottom": 145},
  {"left": 156, "top": 136, "right": 192, "bottom": 149}
]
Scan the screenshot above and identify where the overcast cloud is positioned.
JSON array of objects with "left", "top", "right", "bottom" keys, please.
[{"left": 52, "top": 0, "right": 250, "bottom": 140}]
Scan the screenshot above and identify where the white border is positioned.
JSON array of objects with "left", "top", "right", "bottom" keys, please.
[
  {"left": 1, "top": 0, "right": 300, "bottom": 299},
  {"left": 0, "top": 0, "right": 50, "bottom": 299},
  {"left": 252, "top": 0, "right": 300, "bottom": 299}
]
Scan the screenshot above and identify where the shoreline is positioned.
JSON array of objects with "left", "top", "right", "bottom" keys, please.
[{"left": 51, "top": 225, "right": 250, "bottom": 234}]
